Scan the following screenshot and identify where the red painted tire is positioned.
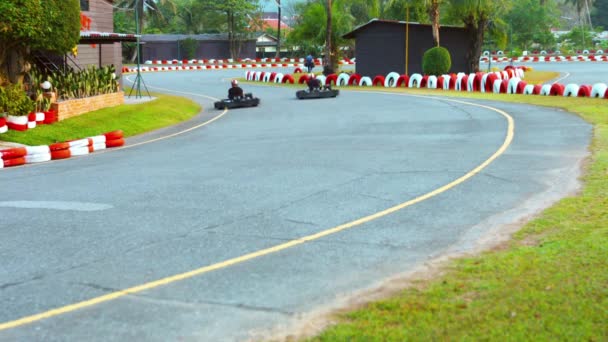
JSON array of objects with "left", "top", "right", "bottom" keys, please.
[
  {"left": 437, "top": 77, "right": 445, "bottom": 89},
  {"left": 326, "top": 74, "right": 338, "bottom": 86},
  {"left": 294, "top": 67, "right": 303, "bottom": 74},
  {"left": 51, "top": 149, "right": 71, "bottom": 160},
  {"left": 282, "top": 74, "right": 295, "bottom": 84},
  {"left": 1, "top": 147, "right": 27, "bottom": 159},
  {"left": 6, "top": 122, "right": 28, "bottom": 131},
  {"left": 420, "top": 75, "right": 429, "bottom": 88},
  {"left": 516, "top": 81, "right": 528, "bottom": 94},
  {"left": 578, "top": 85, "right": 592, "bottom": 97},
  {"left": 298, "top": 75, "right": 309, "bottom": 84},
  {"left": 105, "top": 138, "right": 125, "bottom": 148},
  {"left": 532, "top": 84, "right": 543, "bottom": 95},
  {"left": 104, "top": 130, "right": 124, "bottom": 140},
  {"left": 2, "top": 157, "right": 25, "bottom": 167},
  {"left": 473, "top": 73, "right": 484, "bottom": 92},
  {"left": 0, "top": 117, "right": 5, "bottom": 126},
  {"left": 348, "top": 73, "right": 362, "bottom": 86},
  {"left": 396, "top": 75, "right": 409, "bottom": 87},
  {"left": 372, "top": 75, "right": 385, "bottom": 87},
  {"left": 459, "top": 75, "right": 469, "bottom": 91},
  {"left": 549, "top": 83, "right": 565, "bottom": 96},
  {"left": 485, "top": 73, "right": 498, "bottom": 92},
  {"left": 49, "top": 142, "right": 70, "bottom": 151},
  {"left": 269, "top": 72, "right": 277, "bottom": 82}
]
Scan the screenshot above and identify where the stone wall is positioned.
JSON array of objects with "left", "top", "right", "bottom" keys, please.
[{"left": 51, "top": 92, "right": 124, "bottom": 121}]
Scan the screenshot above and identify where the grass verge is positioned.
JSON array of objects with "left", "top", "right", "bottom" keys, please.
[
  {"left": 244, "top": 73, "right": 607, "bottom": 340},
  {"left": 0, "top": 92, "right": 201, "bottom": 146}
]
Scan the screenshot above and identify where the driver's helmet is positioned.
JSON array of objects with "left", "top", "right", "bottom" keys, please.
[{"left": 231, "top": 79, "right": 238, "bottom": 86}]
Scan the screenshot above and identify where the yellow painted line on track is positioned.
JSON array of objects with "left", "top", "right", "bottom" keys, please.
[{"left": 0, "top": 92, "right": 515, "bottom": 332}]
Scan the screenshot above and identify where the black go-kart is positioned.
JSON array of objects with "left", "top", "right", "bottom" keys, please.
[
  {"left": 296, "top": 86, "right": 339, "bottom": 100},
  {"left": 214, "top": 93, "right": 260, "bottom": 109}
]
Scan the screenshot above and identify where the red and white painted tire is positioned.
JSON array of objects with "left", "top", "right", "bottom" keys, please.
[
  {"left": 359, "top": 76, "right": 373, "bottom": 87},
  {"left": 507, "top": 78, "right": 522, "bottom": 94},
  {"left": 337, "top": 73, "right": 350, "bottom": 86},
  {"left": 516, "top": 81, "right": 527, "bottom": 94},
  {"left": 384, "top": 72, "right": 400, "bottom": 87},
  {"left": 0, "top": 125, "right": 7, "bottom": 134},
  {"left": 408, "top": 73, "right": 423, "bottom": 88},
  {"left": 591, "top": 83, "right": 608, "bottom": 98},
  {"left": 25, "top": 152, "right": 51, "bottom": 164},
  {"left": 563, "top": 84, "right": 580, "bottom": 97},
  {"left": 1, "top": 147, "right": 27, "bottom": 159},
  {"left": 540, "top": 84, "right": 552, "bottom": 96},
  {"left": 492, "top": 79, "right": 503, "bottom": 94},
  {"left": 426, "top": 75, "right": 438, "bottom": 89},
  {"left": 467, "top": 73, "right": 476, "bottom": 92},
  {"left": 262, "top": 72, "right": 271, "bottom": 82},
  {"left": 105, "top": 138, "right": 125, "bottom": 148},
  {"left": 455, "top": 74, "right": 467, "bottom": 91},
  {"left": 442, "top": 75, "right": 452, "bottom": 90}
]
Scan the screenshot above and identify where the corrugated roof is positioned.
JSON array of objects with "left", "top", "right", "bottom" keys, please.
[
  {"left": 342, "top": 19, "right": 464, "bottom": 39},
  {"left": 79, "top": 31, "right": 138, "bottom": 44},
  {"left": 140, "top": 34, "right": 257, "bottom": 42}
]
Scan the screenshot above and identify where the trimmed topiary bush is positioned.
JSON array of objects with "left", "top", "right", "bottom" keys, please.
[{"left": 422, "top": 47, "right": 452, "bottom": 76}]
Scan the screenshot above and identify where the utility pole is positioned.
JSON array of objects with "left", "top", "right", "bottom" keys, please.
[
  {"left": 276, "top": 0, "right": 281, "bottom": 58},
  {"left": 325, "top": 0, "right": 332, "bottom": 72}
]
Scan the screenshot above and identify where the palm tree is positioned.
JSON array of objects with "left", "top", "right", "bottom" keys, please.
[
  {"left": 428, "top": 0, "right": 441, "bottom": 46},
  {"left": 565, "top": 0, "right": 595, "bottom": 29}
]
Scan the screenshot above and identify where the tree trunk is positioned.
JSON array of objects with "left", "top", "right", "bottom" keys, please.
[
  {"left": 429, "top": 0, "right": 440, "bottom": 46},
  {"left": 464, "top": 17, "right": 485, "bottom": 73},
  {"left": 325, "top": 0, "right": 334, "bottom": 72}
]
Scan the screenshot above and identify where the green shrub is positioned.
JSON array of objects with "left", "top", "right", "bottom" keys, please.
[
  {"left": 422, "top": 46, "right": 452, "bottom": 76},
  {"left": 180, "top": 38, "right": 198, "bottom": 59},
  {"left": 0, "top": 84, "right": 34, "bottom": 116}
]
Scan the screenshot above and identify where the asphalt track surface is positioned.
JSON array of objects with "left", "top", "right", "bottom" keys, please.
[{"left": 0, "top": 65, "right": 593, "bottom": 341}]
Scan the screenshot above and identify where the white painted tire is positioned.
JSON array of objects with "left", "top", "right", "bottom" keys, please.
[
  {"left": 497, "top": 50, "right": 504, "bottom": 55},
  {"left": 337, "top": 73, "right": 350, "bottom": 86},
  {"left": 563, "top": 84, "right": 580, "bottom": 97},
  {"left": 409, "top": 73, "right": 423, "bottom": 88},
  {"left": 254, "top": 71, "right": 263, "bottom": 81},
  {"left": 69, "top": 138, "right": 90, "bottom": 148},
  {"left": 540, "top": 50, "right": 547, "bottom": 55},
  {"left": 262, "top": 73, "right": 271, "bottom": 82},
  {"left": 35, "top": 112, "right": 45, "bottom": 121},
  {"left": 89, "top": 135, "right": 106, "bottom": 144},
  {"left": 508, "top": 77, "right": 521, "bottom": 94},
  {"left": 359, "top": 76, "right": 372, "bottom": 87},
  {"left": 25, "top": 152, "right": 51, "bottom": 164},
  {"left": 315, "top": 75, "right": 327, "bottom": 85},
  {"left": 69, "top": 146, "right": 89, "bottom": 156},
  {"left": 7, "top": 115, "right": 28, "bottom": 125},
  {"left": 467, "top": 73, "right": 476, "bottom": 92},
  {"left": 441, "top": 75, "right": 451, "bottom": 90},
  {"left": 0, "top": 126, "right": 7, "bottom": 134},
  {"left": 27, "top": 121, "right": 36, "bottom": 129},
  {"left": 591, "top": 83, "right": 608, "bottom": 98},
  {"left": 25, "top": 145, "right": 50, "bottom": 155},
  {"left": 493, "top": 79, "right": 503, "bottom": 93},
  {"left": 540, "top": 84, "right": 552, "bottom": 96},
  {"left": 597, "top": 50, "right": 604, "bottom": 55},
  {"left": 583, "top": 50, "right": 590, "bottom": 55},
  {"left": 523, "top": 84, "right": 536, "bottom": 95},
  {"left": 482, "top": 50, "right": 490, "bottom": 56},
  {"left": 273, "top": 73, "right": 284, "bottom": 83},
  {"left": 92, "top": 143, "right": 106, "bottom": 151},
  {"left": 426, "top": 75, "right": 438, "bottom": 89},
  {"left": 455, "top": 74, "right": 465, "bottom": 91},
  {"left": 481, "top": 73, "right": 490, "bottom": 93},
  {"left": 384, "top": 72, "right": 400, "bottom": 87}
]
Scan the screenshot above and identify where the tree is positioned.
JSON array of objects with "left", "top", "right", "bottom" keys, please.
[
  {"left": 445, "top": 0, "right": 512, "bottom": 72},
  {"left": 506, "top": 0, "right": 558, "bottom": 51},
  {"left": 0, "top": 0, "right": 80, "bottom": 84},
  {"left": 565, "top": 0, "right": 595, "bottom": 28},
  {"left": 591, "top": 0, "right": 608, "bottom": 30}
]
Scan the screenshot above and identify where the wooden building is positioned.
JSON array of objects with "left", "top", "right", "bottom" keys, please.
[
  {"left": 76, "top": 0, "right": 136, "bottom": 73},
  {"left": 343, "top": 19, "right": 470, "bottom": 76},
  {"left": 140, "top": 34, "right": 257, "bottom": 61}
]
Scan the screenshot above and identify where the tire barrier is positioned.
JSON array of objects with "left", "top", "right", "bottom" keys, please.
[
  {"left": 591, "top": 83, "right": 608, "bottom": 98},
  {"left": 563, "top": 84, "right": 580, "bottom": 97},
  {"left": 420, "top": 75, "right": 429, "bottom": 88},
  {"left": 337, "top": 73, "right": 350, "bottom": 86},
  {"left": 298, "top": 74, "right": 309, "bottom": 84},
  {"left": 549, "top": 83, "right": 565, "bottom": 96},
  {"left": 578, "top": 85, "right": 592, "bottom": 97},
  {"left": 456, "top": 74, "right": 468, "bottom": 91},
  {"left": 409, "top": 73, "right": 423, "bottom": 88},
  {"left": 0, "top": 130, "right": 124, "bottom": 169},
  {"left": 523, "top": 84, "right": 536, "bottom": 95},
  {"left": 493, "top": 79, "right": 508, "bottom": 94},
  {"left": 540, "top": 84, "right": 552, "bottom": 96},
  {"left": 372, "top": 75, "right": 385, "bottom": 87},
  {"left": 359, "top": 76, "right": 373, "bottom": 87},
  {"left": 516, "top": 81, "right": 528, "bottom": 94},
  {"left": 294, "top": 67, "right": 303, "bottom": 74},
  {"left": 262, "top": 72, "right": 272, "bottom": 83},
  {"left": 427, "top": 75, "right": 438, "bottom": 89},
  {"left": 396, "top": 75, "right": 409, "bottom": 87},
  {"left": 384, "top": 72, "right": 400, "bottom": 87},
  {"left": 315, "top": 75, "right": 327, "bottom": 86},
  {"left": 325, "top": 74, "right": 338, "bottom": 86},
  {"left": 273, "top": 73, "right": 284, "bottom": 83},
  {"left": 0, "top": 117, "right": 6, "bottom": 134},
  {"left": 507, "top": 77, "right": 522, "bottom": 94},
  {"left": 348, "top": 73, "right": 362, "bottom": 86},
  {"left": 282, "top": 74, "right": 295, "bottom": 84}
]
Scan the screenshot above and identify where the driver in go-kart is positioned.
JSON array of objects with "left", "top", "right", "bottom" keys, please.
[
  {"left": 306, "top": 73, "right": 321, "bottom": 92},
  {"left": 228, "top": 79, "right": 244, "bottom": 100}
]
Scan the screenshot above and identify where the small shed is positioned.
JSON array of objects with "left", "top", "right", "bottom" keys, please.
[
  {"left": 140, "top": 34, "right": 257, "bottom": 61},
  {"left": 343, "top": 19, "right": 470, "bottom": 76}
]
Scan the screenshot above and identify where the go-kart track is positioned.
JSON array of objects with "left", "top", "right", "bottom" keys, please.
[{"left": 0, "top": 63, "right": 595, "bottom": 341}]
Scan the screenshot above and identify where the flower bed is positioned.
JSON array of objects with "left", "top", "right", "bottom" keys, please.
[{"left": 51, "top": 91, "right": 124, "bottom": 121}]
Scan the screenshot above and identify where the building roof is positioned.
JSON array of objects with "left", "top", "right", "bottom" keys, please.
[
  {"left": 140, "top": 34, "right": 257, "bottom": 42},
  {"left": 342, "top": 18, "right": 464, "bottom": 39},
  {"left": 79, "top": 31, "right": 138, "bottom": 44}
]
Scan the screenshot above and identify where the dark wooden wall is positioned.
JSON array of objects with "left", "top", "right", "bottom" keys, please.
[
  {"left": 141, "top": 40, "right": 257, "bottom": 61},
  {"left": 351, "top": 22, "right": 469, "bottom": 77}
]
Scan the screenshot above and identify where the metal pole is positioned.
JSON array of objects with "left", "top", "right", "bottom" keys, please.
[
  {"left": 128, "top": 0, "right": 151, "bottom": 99},
  {"left": 276, "top": 0, "right": 281, "bottom": 58}
]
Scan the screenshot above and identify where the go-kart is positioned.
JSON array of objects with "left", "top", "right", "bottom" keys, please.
[
  {"left": 214, "top": 93, "right": 260, "bottom": 109},
  {"left": 296, "top": 86, "right": 339, "bottom": 100}
]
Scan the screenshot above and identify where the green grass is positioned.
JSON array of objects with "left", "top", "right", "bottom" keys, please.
[
  {"left": 274, "top": 74, "right": 608, "bottom": 340},
  {"left": 0, "top": 92, "right": 201, "bottom": 145}
]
